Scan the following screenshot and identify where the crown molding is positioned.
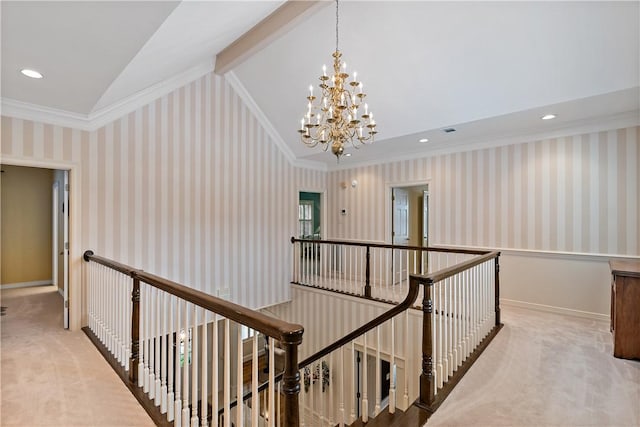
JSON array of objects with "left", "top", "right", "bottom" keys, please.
[
  {"left": 0, "top": 99, "right": 93, "bottom": 131},
  {"left": 327, "top": 110, "right": 640, "bottom": 172},
  {"left": 225, "top": 70, "right": 327, "bottom": 172},
  {"left": 1, "top": 60, "right": 215, "bottom": 132},
  {"left": 89, "top": 60, "right": 214, "bottom": 130}
]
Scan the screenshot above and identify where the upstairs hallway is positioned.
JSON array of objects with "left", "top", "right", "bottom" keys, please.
[{"left": 2, "top": 284, "right": 638, "bottom": 426}]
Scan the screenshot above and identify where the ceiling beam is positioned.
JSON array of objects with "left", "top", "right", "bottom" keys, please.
[{"left": 214, "top": 0, "right": 329, "bottom": 75}]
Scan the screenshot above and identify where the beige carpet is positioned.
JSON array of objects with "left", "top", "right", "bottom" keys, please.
[
  {"left": 1, "top": 285, "right": 154, "bottom": 427},
  {"left": 427, "top": 306, "right": 640, "bottom": 427}
]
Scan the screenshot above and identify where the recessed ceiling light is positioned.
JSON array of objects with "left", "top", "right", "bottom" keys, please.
[
  {"left": 541, "top": 114, "right": 556, "bottom": 120},
  {"left": 344, "top": 153, "right": 352, "bottom": 157},
  {"left": 20, "top": 69, "right": 43, "bottom": 79},
  {"left": 419, "top": 138, "right": 429, "bottom": 143}
]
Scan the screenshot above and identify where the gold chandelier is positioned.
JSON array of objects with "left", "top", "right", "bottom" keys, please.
[{"left": 298, "top": 0, "right": 377, "bottom": 161}]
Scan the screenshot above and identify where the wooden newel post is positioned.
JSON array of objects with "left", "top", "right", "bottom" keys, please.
[
  {"left": 494, "top": 253, "right": 501, "bottom": 326},
  {"left": 282, "top": 329, "right": 304, "bottom": 427},
  {"left": 419, "top": 277, "right": 435, "bottom": 408},
  {"left": 129, "top": 277, "right": 141, "bottom": 384},
  {"left": 364, "top": 245, "right": 371, "bottom": 298}
]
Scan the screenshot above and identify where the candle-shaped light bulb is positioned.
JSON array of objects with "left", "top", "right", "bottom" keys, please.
[
  {"left": 321, "top": 130, "right": 325, "bottom": 140},
  {"left": 353, "top": 71, "right": 358, "bottom": 82},
  {"left": 348, "top": 113, "right": 352, "bottom": 122},
  {"left": 301, "top": 118, "right": 305, "bottom": 130},
  {"left": 342, "top": 62, "right": 347, "bottom": 72},
  {"left": 322, "top": 64, "right": 327, "bottom": 77},
  {"left": 309, "top": 85, "right": 313, "bottom": 97},
  {"left": 340, "top": 93, "right": 345, "bottom": 105},
  {"left": 359, "top": 83, "right": 363, "bottom": 94},
  {"left": 364, "top": 103, "right": 369, "bottom": 115},
  {"left": 358, "top": 126, "right": 363, "bottom": 138}
]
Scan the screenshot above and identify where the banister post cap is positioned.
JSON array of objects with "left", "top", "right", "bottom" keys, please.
[{"left": 83, "top": 250, "right": 94, "bottom": 262}]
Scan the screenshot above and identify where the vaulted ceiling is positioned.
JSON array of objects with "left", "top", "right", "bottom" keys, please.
[{"left": 2, "top": 1, "right": 638, "bottom": 170}]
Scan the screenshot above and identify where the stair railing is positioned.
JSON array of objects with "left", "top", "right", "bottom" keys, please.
[
  {"left": 83, "top": 250, "right": 304, "bottom": 427},
  {"left": 291, "top": 237, "right": 485, "bottom": 304}
]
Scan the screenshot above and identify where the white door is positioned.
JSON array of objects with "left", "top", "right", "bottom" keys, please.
[
  {"left": 392, "top": 188, "right": 409, "bottom": 284},
  {"left": 423, "top": 190, "right": 429, "bottom": 247},
  {"left": 52, "top": 182, "right": 59, "bottom": 289},
  {"left": 63, "top": 171, "right": 69, "bottom": 329}
]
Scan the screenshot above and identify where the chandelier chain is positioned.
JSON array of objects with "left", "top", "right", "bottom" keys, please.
[{"left": 335, "top": 0, "right": 339, "bottom": 53}]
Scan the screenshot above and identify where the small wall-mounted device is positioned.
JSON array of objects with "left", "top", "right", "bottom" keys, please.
[
  {"left": 341, "top": 209, "right": 347, "bottom": 216},
  {"left": 351, "top": 180, "right": 358, "bottom": 188}
]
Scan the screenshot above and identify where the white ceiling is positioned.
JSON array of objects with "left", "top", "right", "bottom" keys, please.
[{"left": 1, "top": 1, "right": 639, "bottom": 170}]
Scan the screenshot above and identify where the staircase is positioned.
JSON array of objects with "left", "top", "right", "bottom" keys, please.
[{"left": 82, "top": 239, "right": 502, "bottom": 426}]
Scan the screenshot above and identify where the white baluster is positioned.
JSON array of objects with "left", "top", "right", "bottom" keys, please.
[
  {"left": 374, "top": 326, "right": 381, "bottom": 416},
  {"left": 328, "top": 352, "right": 334, "bottom": 427},
  {"left": 155, "top": 289, "right": 161, "bottom": 406},
  {"left": 448, "top": 277, "right": 454, "bottom": 377},
  {"left": 143, "top": 284, "right": 151, "bottom": 394},
  {"left": 174, "top": 299, "right": 182, "bottom": 427},
  {"left": 251, "top": 332, "right": 258, "bottom": 427},
  {"left": 167, "top": 295, "right": 175, "bottom": 422},
  {"left": 191, "top": 305, "right": 199, "bottom": 427},
  {"left": 223, "top": 319, "right": 230, "bottom": 427},
  {"left": 361, "top": 332, "right": 368, "bottom": 423},
  {"left": 182, "top": 302, "right": 190, "bottom": 427},
  {"left": 236, "top": 324, "right": 243, "bottom": 427},
  {"left": 339, "top": 346, "right": 345, "bottom": 426},
  {"left": 149, "top": 287, "right": 156, "bottom": 400},
  {"left": 138, "top": 282, "right": 145, "bottom": 389},
  {"left": 211, "top": 314, "right": 219, "bottom": 427},
  {"left": 300, "top": 367, "right": 306, "bottom": 427},
  {"left": 403, "top": 309, "right": 409, "bottom": 409},
  {"left": 201, "top": 309, "right": 208, "bottom": 427},
  {"left": 161, "top": 292, "right": 168, "bottom": 414},
  {"left": 268, "top": 337, "right": 275, "bottom": 427},
  {"left": 349, "top": 342, "right": 356, "bottom": 424},
  {"left": 389, "top": 317, "right": 396, "bottom": 414},
  {"left": 319, "top": 358, "right": 325, "bottom": 425},
  {"left": 437, "top": 281, "right": 443, "bottom": 388}
]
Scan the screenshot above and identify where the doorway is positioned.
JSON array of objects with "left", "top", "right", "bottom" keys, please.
[
  {"left": 0, "top": 165, "right": 70, "bottom": 329},
  {"left": 390, "top": 184, "right": 429, "bottom": 280},
  {"left": 298, "top": 191, "right": 323, "bottom": 276}
]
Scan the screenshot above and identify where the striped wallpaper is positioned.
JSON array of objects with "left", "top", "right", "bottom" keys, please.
[
  {"left": 327, "top": 127, "right": 639, "bottom": 257},
  {"left": 1, "top": 72, "right": 326, "bottom": 309}
]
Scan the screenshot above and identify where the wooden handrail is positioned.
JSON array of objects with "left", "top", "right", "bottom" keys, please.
[
  {"left": 225, "top": 275, "right": 423, "bottom": 415},
  {"left": 84, "top": 250, "right": 304, "bottom": 427},
  {"left": 83, "top": 250, "right": 303, "bottom": 344},
  {"left": 135, "top": 270, "right": 303, "bottom": 343},
  {"left": 414, "top": 251, "right": 500, "bottom": 285},
  {"left": 83, "top": 250, "right": 140, "bottom": 276},
  {"left": 298, "top": 277, "right": 421, "bottom": 369},
  {"left": 290, "top": 236, "right": 490, "bottom": 255}
]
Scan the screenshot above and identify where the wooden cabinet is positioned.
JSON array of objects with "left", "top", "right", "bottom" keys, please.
[{"left": 610, "top": 260, "right": 640, "bottom": 360}]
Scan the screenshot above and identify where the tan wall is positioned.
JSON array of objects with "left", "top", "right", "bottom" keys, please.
[{"left": 1, "top": 165, "right": 53, "bottom": 285}]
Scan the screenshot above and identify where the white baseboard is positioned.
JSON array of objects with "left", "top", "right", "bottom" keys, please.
[
  {"left": 501, "top": 298, "right": 609, "bottom": 323},
  {"left": 1, "top": 280, "right": 53, "bottom": 290}
]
